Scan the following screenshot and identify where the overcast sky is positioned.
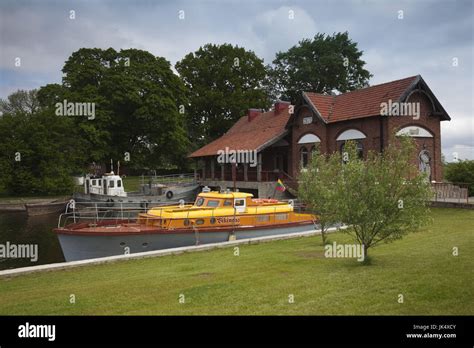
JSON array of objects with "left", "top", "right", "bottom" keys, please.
[{"left": 1, "top": 0, "right": 472, "bottom": 161}]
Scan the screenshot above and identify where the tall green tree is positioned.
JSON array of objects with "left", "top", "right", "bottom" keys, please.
[
  {"left": 39, "top": 48, "right": 189, "bottom": 171},
  {"left": 175, "top": 43, "right": 271, "bottom": 147},
  {"left": 298, "top": 137, "right": 433, "bottom": 260},
  {"left": 0, "top": 89, "right": 39, "bottom": 115},
  {"left": 271, "top": 32, "right": 372, "bottom": 102},
  {"left": 0, "top": 91, "right": 84, "bottom": 195}
]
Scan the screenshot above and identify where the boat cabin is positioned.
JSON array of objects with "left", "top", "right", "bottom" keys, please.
[
  {"left": 194, "top": 191, "right": 253, "bottom": 213},
  {"left": 193, "top": 190, "right": 284, "bottom": 213},
  {"left": 84, "top": 172, "right": 127, "bottom": 197},
  {"left": 142, "top": 189, "right": 304, "bottom": 230}
]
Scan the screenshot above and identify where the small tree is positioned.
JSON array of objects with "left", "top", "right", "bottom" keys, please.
[
  {"left": 298, "top": 136, "right": 433, "bottom": 259},
  {"left": 337, "top": 138, "right": 433, "bottom": 258},
  {"left": 298, "top": 149, "right": 343, "bottom": 244}
]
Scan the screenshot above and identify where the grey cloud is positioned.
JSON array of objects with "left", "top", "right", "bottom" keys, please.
[{"left": 0, "top": 0, "right": 472, "bottom": 159}]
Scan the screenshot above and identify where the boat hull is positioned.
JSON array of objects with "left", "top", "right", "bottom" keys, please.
[
  {"left": 26, "top": 201, "right": 68, "bottom": 216},
  {"left": 56, "top": 223, "right": 315, "bottom": 262}
]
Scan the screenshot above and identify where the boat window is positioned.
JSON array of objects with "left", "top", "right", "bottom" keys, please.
[
  {"left": 206, "top": 200, "right": 220, "bottom": 207},
  {"left": 109, "top": 180, "right": 115, "bottom": 188},
  {"left": 98, "top": 179, "right": 102, "bottom": 186},
  {"left": 257, "top": 215, "right": 270, "bottom": 222},
  {"left": 234, "top": 199, "right": 245, "bottom": 207},
  {"left": 195, "top": 219, "right": 204, "bottom": 225},
  {"left": 275, "top": 213, "right": 289, "bottom": 220},
  {"left": 92, "top": 179, "right": 96, "bottom": 186},
  {"left": 117, "top": 180, "right": 122, "bottom": 188},
  {"left": 223, "top": 200, "right": 232, "bottom": 206},
  {"left": 195, "top": 197, "right": 204, "bottom": 206}
]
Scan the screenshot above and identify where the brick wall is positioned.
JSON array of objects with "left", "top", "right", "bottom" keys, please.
[{"left": 291, "top": 91, "right": 443, "bottom": 181}]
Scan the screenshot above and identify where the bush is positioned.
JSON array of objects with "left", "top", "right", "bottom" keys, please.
[{"left": 444, "top": 160, "right": 474, "bottom": 196}]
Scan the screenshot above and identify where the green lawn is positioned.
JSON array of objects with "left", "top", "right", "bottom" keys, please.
[
  {"left": 0, "top": 208, "right": 472, "bottom": 315},
  {"left": 122, "top": 176, "right": 142, "bottom": 192}
]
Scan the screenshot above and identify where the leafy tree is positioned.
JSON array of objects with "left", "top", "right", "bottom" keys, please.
[
  {"left": 298, "top": 148, "right": 342, "bottom": 244},
  {"left": 0, "top": 89, "right": 39, "bottom": 115},
  {"left": 39, "top": 47, "right": 189, "bottom": 171},
  {"left": 338, "top": 138, "right": 432, "bottom": 258},
  {"left": 445, "top": 160, "right": 474, "bottom": 196},
  {"left": 175, "top": 43, "right": 271, "bottom": 147},
  {"left": 298, "top": 136, "right": 433, "bottom": 260},
  {"left": 0, "top": 102, "right": 82, "bottom": 195},
  {"left": 99, "top": 49, "right": 189, "bottom": 171},
  {"left": 271, "top": 32, "right": 372, "bottom": 102}
]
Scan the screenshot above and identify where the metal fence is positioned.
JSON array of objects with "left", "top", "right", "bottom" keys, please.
[{"left": 431, "top": 182, "right": 469, "bottom": 203}]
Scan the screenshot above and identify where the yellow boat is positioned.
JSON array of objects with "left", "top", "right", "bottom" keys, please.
[{"left": 55, "top": 190, "right": 318, "bottom": 261}]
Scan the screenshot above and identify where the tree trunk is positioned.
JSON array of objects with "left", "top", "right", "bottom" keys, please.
[
  {"left": 361, "top": 243, "right": 370, "bottom": 264},
  {"left": 321, "top": 223, "right": 327, "bottom": 244}
]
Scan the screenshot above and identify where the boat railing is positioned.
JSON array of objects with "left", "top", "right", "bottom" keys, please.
[
  {"left": 57, "top": 199, "right": 195, "bottom": 228},
  {"left": 140, "top": 173, "right": 197, "bottom": 186},
  {"left": 57, "top": 207, "right": 314, "bottom": 229}
]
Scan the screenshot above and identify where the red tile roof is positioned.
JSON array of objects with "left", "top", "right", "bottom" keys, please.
[
  {"left": 189, "top": 107, "right": 291, "bottom": 158},
  {"left": 190, "top": 75, "right": 450, "bottom": 158},
  {"left": 305, "top": 75, "right": 419, "bottom": 123}
]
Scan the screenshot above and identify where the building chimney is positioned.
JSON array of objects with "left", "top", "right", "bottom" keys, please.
[
  {"left": 247, "top": 108, "right": 261, "bottom": 122},
  {"left": 274, "top": 100, "right": 291, "bottom": 114}
]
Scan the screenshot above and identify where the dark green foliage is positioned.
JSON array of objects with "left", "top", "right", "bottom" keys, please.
[
  {"left": 270, "top": 32, "right": 372, "bottom": 102},
  {"left": 0, "top": 89, "right": 39, "bottom": 115},
  {"left": 40, "top": 47, "right": 190, "bottom": 171},
  {"left": 0, "top": 108, "right": 80, "bottom": 195},
  {"left": 175, "top": 43, "right": 271, "bottom": 147},
  {"left": 445, "top": 160, "right": 474, "bottom": 195}
]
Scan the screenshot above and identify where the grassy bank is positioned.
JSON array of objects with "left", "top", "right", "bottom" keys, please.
[
  {"left": 0, "top": 208, "right": 472, "bottom": 315},
  {"left": 0, "top": 195, "right": 71, "bottom": 203}
]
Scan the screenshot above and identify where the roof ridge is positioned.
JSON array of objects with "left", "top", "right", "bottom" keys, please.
[{"left": 304, "top": 75, "right": 420, "bottom": 98}]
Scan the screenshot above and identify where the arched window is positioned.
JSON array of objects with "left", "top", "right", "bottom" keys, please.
[
  {"left": 300, "top": 147, "right": 309, "bottom": 168},
  {"left": 298, "top": 133, "right": 321, "bottom": 144},
  {"left": 336, "top": 129, "right": 367, "bottom": 141},
  {"left": 396, "top": 126, "right": 433, "bottom": 138},
  {"left": 337, "top": 129, "right": 365, "bottom": 161},
  {"left": 340, "top": 141, "right": 364, "bottom": 160}
]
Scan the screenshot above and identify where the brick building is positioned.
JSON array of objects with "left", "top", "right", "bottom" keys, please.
[{"left": 189, "top": 75, "right": 451, "bottom": 197}]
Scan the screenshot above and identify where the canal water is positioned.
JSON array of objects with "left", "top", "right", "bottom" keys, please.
[{"left": 0, "top": 212, "right": 65, "bottom": 270}]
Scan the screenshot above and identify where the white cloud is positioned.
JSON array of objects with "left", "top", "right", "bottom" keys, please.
[{"left": 250, "top": 6, "right": 318, "bottom": 61}]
